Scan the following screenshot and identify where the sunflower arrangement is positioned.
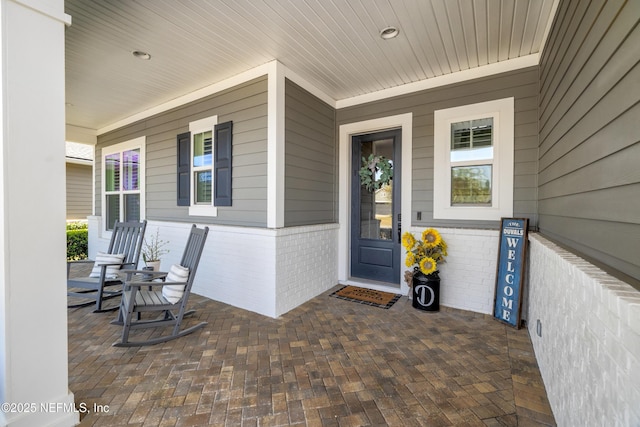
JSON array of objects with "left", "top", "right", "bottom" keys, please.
[{"left": 402, "top": 228, "right": 448, "bottom": 276}]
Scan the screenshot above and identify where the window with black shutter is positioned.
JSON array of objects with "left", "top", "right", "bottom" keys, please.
[
  {"left": 176, "top": 119, "right": 232, "bottom": 210},
  {"left": 176, "top": 132, "right": 191, "bottom": 206},
  {"left": 214, "top": 121, "right": 233, "bottom": 206}
]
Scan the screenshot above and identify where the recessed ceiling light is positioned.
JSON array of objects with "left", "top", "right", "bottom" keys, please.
[
  {"left": 380, "top": 26, "right": 399, "bottom": 40},
  {"left": 132, "top": 50, "right": 151, "bottom": 60}
]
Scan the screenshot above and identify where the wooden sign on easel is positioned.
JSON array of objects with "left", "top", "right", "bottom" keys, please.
[{"left": 493, "top": 218, "right": 529, "bottom": 328}]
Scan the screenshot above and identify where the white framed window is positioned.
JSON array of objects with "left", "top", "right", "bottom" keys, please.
[
  {"left": 189, "top": 115, "right": 218, "bottom": 217},
  {"left": 102, "top": 137, "right": 145, "bottom": 231},
  {"left": 433, "top": 98, "right": 514, "bottom": 220}
]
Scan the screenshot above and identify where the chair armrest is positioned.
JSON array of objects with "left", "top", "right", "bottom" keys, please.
[
  {"left": 67, "top": 259, "right": 95, "bottom": 264},
  {"left": 126, "top": 280, "right": 187, "bottom": 289},
  {"left": 121, "top": 269, "right": 169, "bottom": 280}
]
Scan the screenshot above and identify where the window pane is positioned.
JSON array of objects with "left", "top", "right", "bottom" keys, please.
[
  {"left": 105, "top": 153, "right": 120, "bottom": 192},
  {"left": 451, "top": 165, "right": 492, "bottom": 205},
  {"left": 124, "top": 194, "right": 140, "bottom": 222},
  {"left": 193, "top": 131, "right": 213, "bottom": 167},
  {"left": 194, "top": 171, "right": 212, "bottom": 204},
  {"left": 451, "top": 118, "right": 493, "bottom": 162},
  {"left": 451, "top": 121, "right": 471, "bottom": 150},
  {"left": 450, "top": 146, "right": 494, "bottom": 162},
  {"left": 106, "top": 194, "right": 120, "bottom": 230},
  {"left": 122, "top": 149, "right": 140, "bottom": 191},
  {"left": 472, "top": 118, "right": 493, "bottom": 147}
]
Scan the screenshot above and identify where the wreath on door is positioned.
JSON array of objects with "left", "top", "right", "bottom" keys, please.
[{"left": 359, "top": 154, "right": 393, "bottom": 192}]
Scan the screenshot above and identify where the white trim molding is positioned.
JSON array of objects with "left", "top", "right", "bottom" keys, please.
[
  {"left": 433, "top": 97, "right": 514, "bottom": 221},
  {"left": 12, "top": 0, "right": 72, "bottom": 25},
  {"left": 101, "top": 136, "right": 146, "bottom": 231},
  {"left": 97, "top": 55, "right": 542, "bottom": 137},
  {"left": 338, "top": 113, "right": 413, "bottom": 287},
  {"left": 267, "top": 61, "right": 286, "bottom": 228},
  {"left": 336, "top": 55, "right": 538, "bottom": 109},
  {"left": 188, "top": 115, "right": 218, "bottom": 217}
]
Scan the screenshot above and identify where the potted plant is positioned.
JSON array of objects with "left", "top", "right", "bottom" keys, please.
[
  {"left": 402, "top": 228, "right": 447, "bottom": 311},
  {"left": 141, "top": 228, "right": 169, "bottom": 271}
]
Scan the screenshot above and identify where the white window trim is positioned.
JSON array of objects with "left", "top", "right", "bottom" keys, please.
[
  {"left": 188, "top": 115, "right": 218, "bottom": 217},
  {"left": 101, "top": 136, "right": 146, "bottom": 232},
  {"left": 433, "top": 98, "right": 514, "bottom": 220}
]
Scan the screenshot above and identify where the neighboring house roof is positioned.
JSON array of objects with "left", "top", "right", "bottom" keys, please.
[{"left": 66, "top": 141, "right": 94, "bottom": 163}]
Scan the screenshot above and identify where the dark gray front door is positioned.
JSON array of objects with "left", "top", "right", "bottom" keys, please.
[{"left": 351, "top": 129, "right": 401, "bottom": 284}]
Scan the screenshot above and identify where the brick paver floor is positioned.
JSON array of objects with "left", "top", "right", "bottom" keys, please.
[{"left": 68, "top": 276, "right": 555, "bottom": 426}]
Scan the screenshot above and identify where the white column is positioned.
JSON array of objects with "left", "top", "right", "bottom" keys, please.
[
  {"left": 267, "top": 61, "right": 285, "bottom": 229},
  {"left": 0, "top": 1, "right": 77, "bottom": 426}
]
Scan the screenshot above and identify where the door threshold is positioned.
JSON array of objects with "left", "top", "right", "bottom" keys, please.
[{"left": 340, "top": 278, "right": 402, "bottom": 295}]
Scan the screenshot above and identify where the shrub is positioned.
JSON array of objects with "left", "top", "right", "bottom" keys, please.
[
  {"left": 66, "top": 221, "right": 88, "bottom": 231},
  {"left": 67, "top": 228, "right": 88, "bottom": 260}
]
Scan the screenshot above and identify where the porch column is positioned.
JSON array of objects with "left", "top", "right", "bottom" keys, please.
[
  {"left": 0, "top": 1, "right": 77, "bottom": 426},
  {"left": 267, "top": 61, "right": 285, "bottom": 228}
]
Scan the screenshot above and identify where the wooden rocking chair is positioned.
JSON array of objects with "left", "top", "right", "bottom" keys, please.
[
  {"left": 67, "top": 220, "right": 147, "bottom": 312},
  {"left": 112, "top": 225, "right": 209, "bottom": 347}
]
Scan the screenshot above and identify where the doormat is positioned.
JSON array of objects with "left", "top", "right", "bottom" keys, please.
[{"left": 330, "top": 285, "right": 402, "bottom": 309}]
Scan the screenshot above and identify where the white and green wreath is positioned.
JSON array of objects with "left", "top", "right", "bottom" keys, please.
[{"left": 359, "top": 154, "right": 393, "bottom": 192}]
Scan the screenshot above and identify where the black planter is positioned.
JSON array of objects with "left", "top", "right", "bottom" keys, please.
[{"left": 412, "top": 270, "right": 440, "bottom": 311}]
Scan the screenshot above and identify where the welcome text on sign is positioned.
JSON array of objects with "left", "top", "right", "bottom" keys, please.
[{"left": 493, "top": 219, "right": 528, "bottom": 328}]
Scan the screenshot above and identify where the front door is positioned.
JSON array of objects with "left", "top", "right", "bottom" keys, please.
[{"left": 351, "top": 129, "right": 401, "bottom": 284}]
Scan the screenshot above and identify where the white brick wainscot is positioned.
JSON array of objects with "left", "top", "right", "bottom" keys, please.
[
  {"left": 403, "top": 227, "right": 500, "bottom": 314},
  {"left": 89, "top": 217, "right": 339, "bottom": 317},
  {"left": 526, "top": 233, "right": 640, "bottom": 427}
]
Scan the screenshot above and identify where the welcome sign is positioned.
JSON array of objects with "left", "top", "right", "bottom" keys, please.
[{"left": 493, "top": 218, "right": 529, "bottom": 328}]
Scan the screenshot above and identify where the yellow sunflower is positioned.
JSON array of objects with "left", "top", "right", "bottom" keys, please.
[
  {"left": 419, "top": 257, "right": 437, "bottom": 275},
  {"left": 401, "top": 232, "right": 416, "bottom": 250},
  {"left": 421, "top": 228, "right": 442, "bottom": 248},
  {"left": 405, "top": 252, "right": 416, "bottom": 268}
]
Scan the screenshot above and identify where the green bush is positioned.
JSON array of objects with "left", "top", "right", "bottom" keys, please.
[
  {"left": 67, "top": 228, "right": 88, "bottom": 260},
  {"left": 66, "top": 221, "right": 88, "bottom": 231}
]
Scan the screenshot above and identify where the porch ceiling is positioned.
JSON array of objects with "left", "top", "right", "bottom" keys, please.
[{"left": 64, "top": 0, "right": 557, "bottom": 133}]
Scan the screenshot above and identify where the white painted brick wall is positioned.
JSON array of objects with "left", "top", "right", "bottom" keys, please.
[
  {"left": 274, "top": 224, "right": 339, "bottom": 316},
  {"left": 184, "top": 223, "right": 278, "bottom": 317},
  {"left": 527, "top": 234, "right": 640, "bottom": 427},
  {"left": 89, "top": 219, "right": 339, "bottom": 318},
  {"left": 404, "top": 227, "right": 499, "bottom": 314}
]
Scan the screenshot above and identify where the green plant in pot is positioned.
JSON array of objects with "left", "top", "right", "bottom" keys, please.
[{"left": 142, "top": 228, "right": 169, "bottom": 271}]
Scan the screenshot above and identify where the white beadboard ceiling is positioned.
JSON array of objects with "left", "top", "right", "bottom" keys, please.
[{"left": 65, "top": 0, "right": 557, "bottom": 133}]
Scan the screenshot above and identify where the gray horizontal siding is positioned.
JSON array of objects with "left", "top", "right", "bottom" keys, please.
[
  {"left": 66, "top": 162, "right": 92, "bottom": 220},
  {"left": 96, "top": 76, "right": 268, "bottom": 227},
  {"left": 538, "top": 0, "right": 640, "bottom": 282},
  {"left": 337, "top": 67, "right": 540, "bottom": 230},
  {"left": 284, "top": 79, "right": 336, "bottom": 227}
]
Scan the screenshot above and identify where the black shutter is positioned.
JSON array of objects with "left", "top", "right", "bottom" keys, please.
[
  {"left": 214, "top": 121, "right": 233, "bottom": 206},
  {"left": 177, "top": 131, "right": 191, "bottom": 206}
]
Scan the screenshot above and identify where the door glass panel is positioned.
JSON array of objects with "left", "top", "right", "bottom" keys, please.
[{"left": 359, "top": 138, "right": 393, "bottom": 240}]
